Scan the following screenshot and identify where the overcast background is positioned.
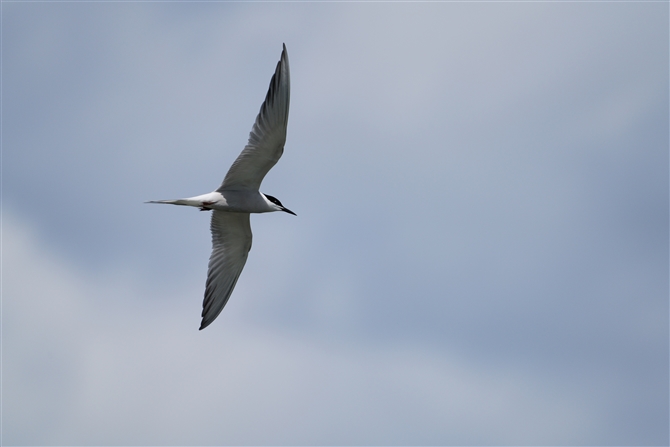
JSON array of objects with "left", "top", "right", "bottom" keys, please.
[{"left": 3, "top": 2, "right": 668, "bottom": 445}]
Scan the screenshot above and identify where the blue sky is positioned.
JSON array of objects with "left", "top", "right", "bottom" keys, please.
[{"left": 3, "top": 2, "right": 668, "bottom": 445}]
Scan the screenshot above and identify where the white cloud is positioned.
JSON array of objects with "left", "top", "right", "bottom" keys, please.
[{"left": 3, "top": 210, "right": 600, "bottom": 444}]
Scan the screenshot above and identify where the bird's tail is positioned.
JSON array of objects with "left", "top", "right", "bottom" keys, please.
[{"left": 145, "top": 199, "right": 194, "bottom": 206}]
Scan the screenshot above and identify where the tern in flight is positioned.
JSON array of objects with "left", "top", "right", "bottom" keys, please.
[{"left": 148, "top": 44, "right": 295, "bottom": 330}]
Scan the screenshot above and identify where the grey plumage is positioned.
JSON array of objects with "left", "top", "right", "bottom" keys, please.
[{"left": 147, "top": 44, "right": 294, "bottom": 330}]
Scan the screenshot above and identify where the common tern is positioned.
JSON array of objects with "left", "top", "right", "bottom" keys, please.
[{"left": 148, "top": 44, "right": 294, "bottom": 330}]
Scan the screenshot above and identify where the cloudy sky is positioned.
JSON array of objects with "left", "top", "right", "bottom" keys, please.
[{"left": 3, "top": 2, "right": 668, "bottom": 445}]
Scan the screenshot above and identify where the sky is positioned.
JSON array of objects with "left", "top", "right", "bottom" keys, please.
[{"left": 2, "top": 2, "right": 668, "bottom": 445}]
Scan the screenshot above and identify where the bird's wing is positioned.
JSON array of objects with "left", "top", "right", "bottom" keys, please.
[
  {"left": 219, "top": 44, "right": 290, "bottom": 191},
  {"left": 200, "top": 210, "right": 252, "bottom": 330}
]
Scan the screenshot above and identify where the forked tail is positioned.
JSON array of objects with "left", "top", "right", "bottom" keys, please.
[{"left": 145, "top": 199, "right": 192, "bottom": 206}]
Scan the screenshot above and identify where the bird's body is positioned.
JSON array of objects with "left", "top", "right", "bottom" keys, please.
[
  {"left": 149, "top": 190, "right": 286, "bottom": 214},
  {"left": 148, "top": 44, "right": 294, "bottom": 330}
]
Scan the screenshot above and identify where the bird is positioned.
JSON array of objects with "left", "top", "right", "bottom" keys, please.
[{"left": 147, "top": 44, "right": 294, "bottom": 330}]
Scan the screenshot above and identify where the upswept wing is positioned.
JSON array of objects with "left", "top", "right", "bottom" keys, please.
[
  {"left": 200, "top": 211, "right": 252, "bottom": 330},
  {"left": 219, "top": 44, "right": 290, "bottom": 191}
]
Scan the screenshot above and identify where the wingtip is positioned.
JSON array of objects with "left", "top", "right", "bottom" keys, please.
[{"left": 199, "top": 316, "right": 216, "bottom": 330}]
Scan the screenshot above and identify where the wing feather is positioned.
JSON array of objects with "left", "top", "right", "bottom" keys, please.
[
  {"left": 200, "top": 211, "right": 252, "bottom": 330},
  {"left": 219, "top": 44, "right": 290, "bottom": 191}
]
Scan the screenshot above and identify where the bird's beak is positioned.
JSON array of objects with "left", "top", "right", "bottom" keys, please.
[{"left": 282, "top": 207, "right": 297, "bottom": 216}]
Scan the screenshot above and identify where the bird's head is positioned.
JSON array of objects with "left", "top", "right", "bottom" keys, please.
[{"left": 263, "top": 193, "right": 296, "bottom": 216}]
